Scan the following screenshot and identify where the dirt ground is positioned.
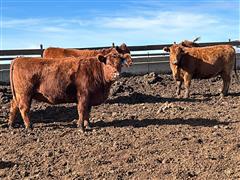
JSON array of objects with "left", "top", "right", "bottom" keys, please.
[{"left": 0, "top": 71, "right": 239, "bottom": 180}]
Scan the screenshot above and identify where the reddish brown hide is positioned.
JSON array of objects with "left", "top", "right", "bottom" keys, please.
[
  {"left": 43, "top": 43, "right": 133, "bottom": 67},
  {"left": 9, "top": 53, "right": 124, "bottom": 131},
  {"left": 163, "top": 44, "right": 236, "bottom": 98}
]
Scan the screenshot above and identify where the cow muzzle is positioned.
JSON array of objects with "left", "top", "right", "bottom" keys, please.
[{"left": 113, "top": 72, "right": 120, "bottom": 80}]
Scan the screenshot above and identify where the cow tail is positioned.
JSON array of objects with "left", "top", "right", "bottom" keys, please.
[
  {"left": 234, "top": 53, "right": 240, "bottom": 83},
  {"left": 10, "top": 59, "right": 16, "bottom": 101}
]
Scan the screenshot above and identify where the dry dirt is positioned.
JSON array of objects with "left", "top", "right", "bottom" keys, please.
[{"left": 0, "top": 72, "right": 239, "bottom": 180}]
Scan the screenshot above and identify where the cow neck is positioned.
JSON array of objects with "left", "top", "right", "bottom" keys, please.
[
  {"left": 178, "top": 55, "right": 185, "bottom": 68},
  {"left": 102, "top": 64, "right": 112, "bottom": 84}
]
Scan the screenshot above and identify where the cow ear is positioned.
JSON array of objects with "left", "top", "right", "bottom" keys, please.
[
  {"left": 97, "top": 54, "right": 107, "bottom": 64},
  {"left": 163, "top": 47, "right": 170, "bottom": 52}
]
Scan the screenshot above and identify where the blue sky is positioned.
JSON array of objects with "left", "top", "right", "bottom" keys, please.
[{"left": 0, "top": 0, "right": 239, "bottom": 49}]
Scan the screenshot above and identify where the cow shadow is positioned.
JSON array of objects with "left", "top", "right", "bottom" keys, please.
[
  {"left": 11, "top": 106, "right": 239, "bottom": 129},
  {"left": 107, "top": 92, "right": 208, "bottom": 104},
  {"left": 0, "top": 161, "right": 16, "bottom": 169},
  {"left": 192, "top": 92, "right": 220, "bottom": 97},
  {"left": 30, "top": 105, "right": 78, "bottom": 124},
  {"left": 193, "top": 92, "right": 240, "bottom": 98},
  {"left": 94, "top": 118, "right": 239, "bottom": 128},
  {"left": 7, "top": 105, "right": 78, "bottom": 127},
  {"left": 227, "top": 92, "right": 240, "bottom": 97}
]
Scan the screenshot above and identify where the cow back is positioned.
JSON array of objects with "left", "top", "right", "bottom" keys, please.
[{"left": 180, "top": 45, "right": 235, "bottom": 79}]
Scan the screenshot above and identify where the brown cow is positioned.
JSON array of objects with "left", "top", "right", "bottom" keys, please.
[
  {"left": 163, "top": 43, "right": 237, "bottom": 98},
  {"left": 43, "top": 43, "right": 133, "bottom": 67},
  {"left": 9, "top": 52, "right": 126, "bottom": 131}
]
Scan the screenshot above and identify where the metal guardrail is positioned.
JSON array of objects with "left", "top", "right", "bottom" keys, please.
[
  {"left": 0, "top": 41, "right": 239, "bottom": 60},
  {"left": 0, "top": 41, "right": 240, "bottom": 83}
]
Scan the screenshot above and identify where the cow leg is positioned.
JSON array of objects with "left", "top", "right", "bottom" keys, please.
[
  {"left": 176, "top": 81, "right": 182, "bottom": 97},
  {"left": 76, "top": 94, "right": 88, "bottom": 132},
  {"left": 84, "top": 106, "right": 92, "bottom": 130},
  {"left": 18, "top": 97, "right": 32, "bottom": 129},
  {"left": 183, "top": 74, "right": 192, "bottom": 98},
  {"left": 8, "top": 99, "right": 19, "bottom": 128},
  {"left": 220, "top": 73, "right": 231, "bottom": 96}
]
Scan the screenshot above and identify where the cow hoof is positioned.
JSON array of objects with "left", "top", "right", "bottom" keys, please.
[
  {"left": 85, "top": 125, "right": 92, "bottom": 131},
  {"left": 8, "top": 125, "right": 14, "bottom": 130},
  {"left": 25, "top": 127, "right": 33, "bottom": 131},
  {"left": 221, "top": 93, "right": 227, "bottom": 97},
  {"left": 25, "top": 124, "right": 33, "bottom": 130},
  {"left": 8, "top": 123, "right": 14, "bottom": 129},
  {"left": 78, "top": 128, "right": 85, "bottom": 133},
  {"left": 77, "top": 124, "right": 85, "bottom": 133}
]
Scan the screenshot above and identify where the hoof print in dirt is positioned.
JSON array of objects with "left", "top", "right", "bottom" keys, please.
[
  {"left": 143, "top": 72, "right": 163, "bottom": 84},
  {"left": 110, "top": 81, "right": 134, "bottom": 96}
]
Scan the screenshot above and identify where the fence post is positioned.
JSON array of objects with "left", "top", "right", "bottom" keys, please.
[
  {"left": 40, "top": 44, "right": 43, "bottom": 57},
  {"left": 147, "top": 52, "right": 150, "bottom": 73}
]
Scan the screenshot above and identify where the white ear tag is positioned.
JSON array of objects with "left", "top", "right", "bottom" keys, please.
[{"left": 121, "top": 59, "right": 127, "bottom": 65}]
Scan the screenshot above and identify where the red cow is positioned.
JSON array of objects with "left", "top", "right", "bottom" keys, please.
[
  {"left": 164, "top": 43, "right": 238, "bottom": 98},
  {"left": 9, "top": 52, "right": 128, "bottom": 132},
  {"left": 43, "top": 43, "right": 133, "bottom": 67}
]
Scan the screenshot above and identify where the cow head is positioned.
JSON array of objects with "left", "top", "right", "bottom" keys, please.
[
  {"left": 97, "top": 51, "right": 129, "bottom": 72},
  {"left": 163, "top": 43, "right": 186, "bottom": 80},
  {"left": 163, "top": 43, "right": 184, "bottom": 66},
  {"left": 105, "top": 47, "right": 132, "bottom": 69},
  {"left": 115, "top": 43, "right": 132, "bottom": 67},
  {"left": 180, "top": 37, "right": 200, "bottom": 47},
  {"left": 103, "top": 64, "right": 120, "bottom": 82},
  {"left": 116, "top": 43, "right": 131, "bottom": 54}
]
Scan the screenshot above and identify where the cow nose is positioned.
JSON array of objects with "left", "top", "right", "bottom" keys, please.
[
  {"left": 114, "top": 72, "right": 120, "bottom": 79},
  {"left": 128, "top": 61, "right": 133, "bottom": 66}
]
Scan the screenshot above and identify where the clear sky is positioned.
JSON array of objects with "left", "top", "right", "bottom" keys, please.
[{"left": 1, "top": 0, "right": 239, "bottom": 49}]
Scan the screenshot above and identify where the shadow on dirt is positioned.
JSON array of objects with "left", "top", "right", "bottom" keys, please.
[
  {"left": 0, "top": 161, "right": 16, "bottom": 169},
  {"left": 6, "top": 116, "right": 240, "bottom": 129},
  {"left": 193, "top": 92, "right": 240, "bottom": 98},
  {"left": 226, "top": 92, "right": 240, "bottom": 97},
  {"left": 30, "top": 105, "right": 78, "bottom": 124},
  {"left": 94, "top": 118, "right": 239, "bottom": 128},
  {"left": 5, "top": 105, "right": 78, "bottom": 127},
  {"left": 107, "top": 92, "right": 209, "bottom": 104}
]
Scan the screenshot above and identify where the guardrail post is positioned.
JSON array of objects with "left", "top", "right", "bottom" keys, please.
[
  {"left": 40, "top": 44, "right": 43, "bottom": 57},
  {"left": 147, "top": 52, "right": 150, "bottom": 73}
]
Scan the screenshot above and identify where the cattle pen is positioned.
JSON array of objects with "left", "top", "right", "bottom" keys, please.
[
  {"left": 0, "top": 41, "right": 240, "bottom": 83},
  {"left": 0, "top": 41, "right": 240, "bottom": 179}
]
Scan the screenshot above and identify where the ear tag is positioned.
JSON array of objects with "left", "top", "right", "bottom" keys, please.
[{"left": 121, "top": 59, "right": 127, "bottom": 65}]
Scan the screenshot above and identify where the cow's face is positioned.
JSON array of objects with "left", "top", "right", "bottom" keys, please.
[
  {"left": 115, "top": 43, "right": 132, "bottom": 67},
  {"left": 116, "top": 43, "right": 131, "bottom": 54},
  {"left": 103, "top": 64, "right": 120, "bottom": 82},
  {"left": 97, "top": 51, "right": 127, "bottom": 72},
  {"left": 106, "top": 52, "right": 124, "bottom": 72},
  {"left": 163, "top": 44, "right": 184, "bottom": 66},
  {"left": 107, "top": 49, "right": 132, "bottom": 70},
  {"left": 97, "top": 54, "right": 121, "bottom": 82},
  {"left": 163, "top": 44, "right": 184, "bottom": 80}
]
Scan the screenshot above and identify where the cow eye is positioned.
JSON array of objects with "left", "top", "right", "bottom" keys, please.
[{"left": 112, "top": 54, "right": 118, "bottom": 58}]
